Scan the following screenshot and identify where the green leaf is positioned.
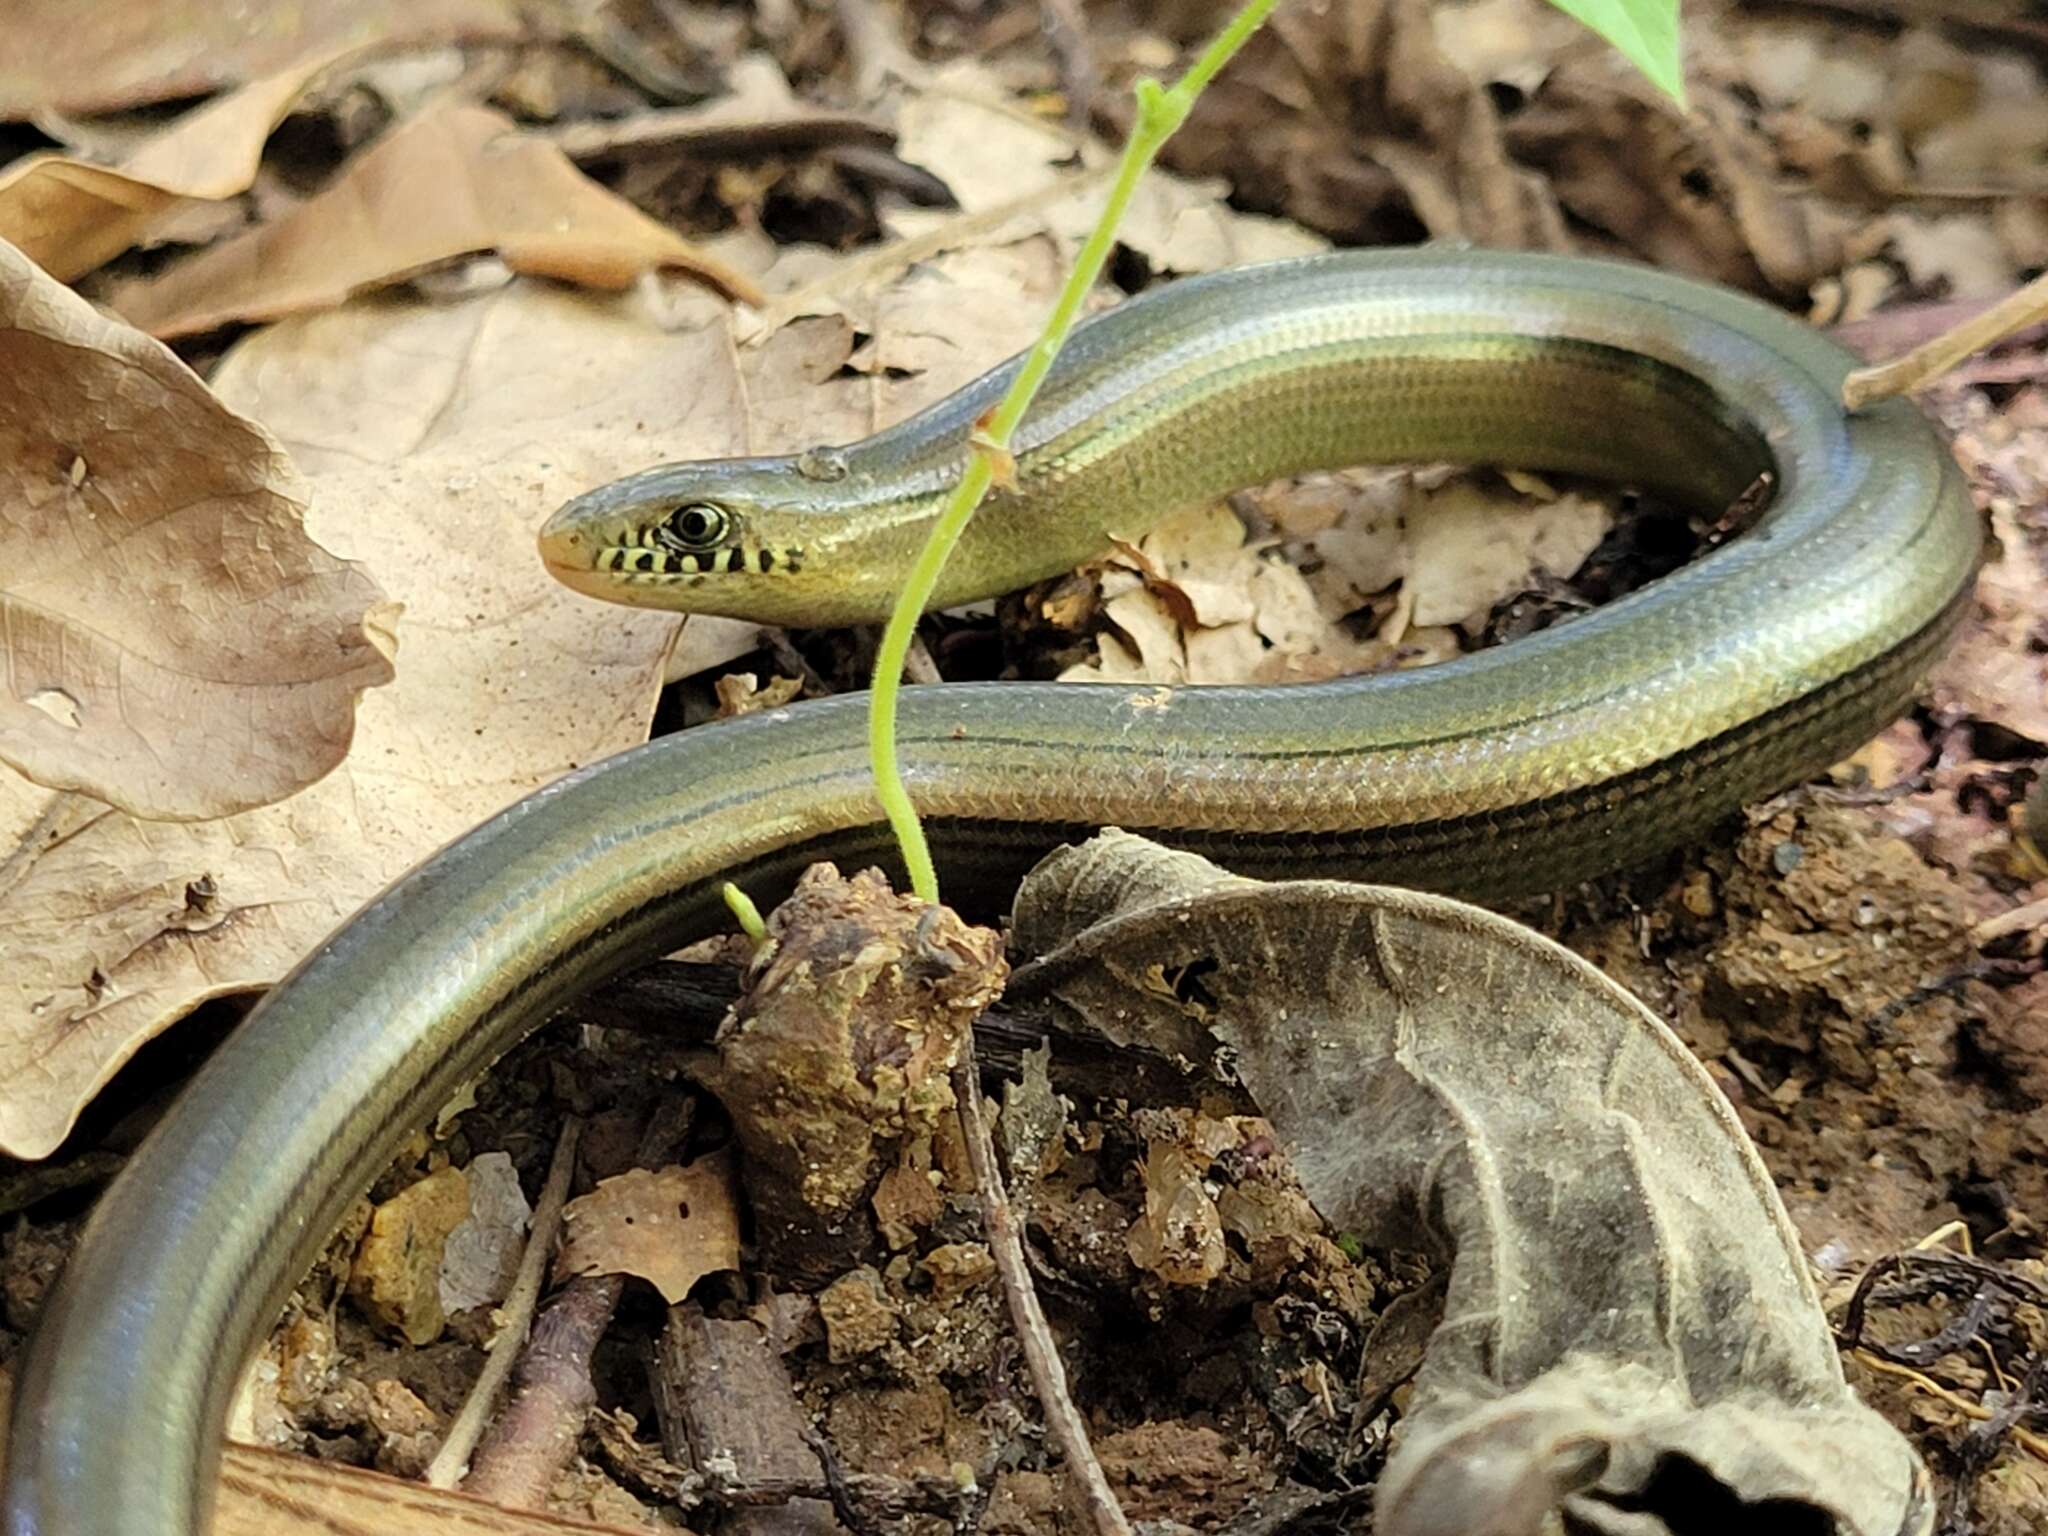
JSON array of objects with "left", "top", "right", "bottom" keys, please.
[{"left": 1547, "top": 0, "right": 1685, "bottom": 107}]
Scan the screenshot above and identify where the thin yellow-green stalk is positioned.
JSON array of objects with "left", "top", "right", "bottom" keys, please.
[{"left": 867, "top": 0, "right": 1281, "bottom": 903}]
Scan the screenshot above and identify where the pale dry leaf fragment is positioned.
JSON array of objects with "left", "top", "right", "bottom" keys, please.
[
  {"left": 887, "top": 61, "right": 1323, "bottom": 277},
  {"left": 0, "top": 0, "right": 524, "bottom": 120},
  {"left": 440, "top": 1151, "right": 532, "bottom": 1315},
  {"left": 1884, "top": 211, "right": 2015, "bottom": 299},
  {"left": 0, "top": 240, "right": 394, "bottom": 819},
  {"left": 1930, "top": 503, "right": 2048, "bottom": 747},
  {"left": 556, "top": 1154, "right": 742, "bottom": 1304},
  {"left": 0, "top": 49, "right": 343, "bottom": 281},
  {"left": 109, "top": 104, "right": 763, "bottom": 338},
  {"left": 1404, "top": 480, "right": 1611, "bottom": 629},
  {"left": 1125, "top": 1138, "right": 1227, "bottom": 1286}
]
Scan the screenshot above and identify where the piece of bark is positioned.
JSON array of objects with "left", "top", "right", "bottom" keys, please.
[
  {"left": 652, "top": 1307, "right": 841, "bottom": 1536},
  {"left": 0, "top": 1370, "right": 647, "bottom": 1536}
]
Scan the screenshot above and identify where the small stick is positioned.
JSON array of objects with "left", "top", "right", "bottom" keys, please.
[
  {"left": 427, "top": 1117, "right": 585, "bottom": 1487},
  {"left": 950, "top": 1045, "right": 1132, "bottom": 1536},
  {"left": 1972, "top": 893, "right": 2048, "bottom": 946},
  {"left": 1843, "top": 267, "right": 2048, "bottom": 408},
  {"left": 1038, "top": 0, "right": 1103, "bottom": 125}
]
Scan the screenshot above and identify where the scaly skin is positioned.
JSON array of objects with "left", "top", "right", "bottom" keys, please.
[{"left": 6, "top": 249, "right": 1978, "bottom": 1535}]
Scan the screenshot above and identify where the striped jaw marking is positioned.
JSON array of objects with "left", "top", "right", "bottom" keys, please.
[{"left": 594, "top": 534, "right": 806, "bottom": 580}]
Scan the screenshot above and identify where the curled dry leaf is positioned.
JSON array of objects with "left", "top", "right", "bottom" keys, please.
[
  {"left": 1062, "top": 477, "right": 1609, "bottom": 689},
  {"left": 0, "top": 221, "right": 1087, "bottom": 1159},
  {"left": 555, "top": 1153, "right": 742, "bottom": 1305},
  {"left": 1009, "top": 832, "right": 1932, "bottom": 1536},
  {"left": 0, "top": 0, "right": 523, "bottom": 120},
  {"left": 0, "top": 48, "right": 342, "bottom": 282},
  {"left": 1159, "top": 0, "right": 1567, "bottom": 249},
  {"left": 1505, "top": 60, "right": 1849, "bottom": 294},
  {"left": 109, "top": 103, "right": 765, "bottom": 339},
  {"left": 0, "top": 240, "right": 394, "bottom": 819}
]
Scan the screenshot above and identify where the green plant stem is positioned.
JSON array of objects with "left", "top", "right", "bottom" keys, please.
[{"left": 868, "top": 0, "right": 1281, "bottom": 903}]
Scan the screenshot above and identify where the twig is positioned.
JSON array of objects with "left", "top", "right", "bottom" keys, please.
[
  {"left": 1973, "top": 894, "right": 2048, "bottom": 946},
  {"left": 950, "top": 1044, "right": 1132, "bottom": 1536},
  {"left": 1843, "top": 266, "right": 2048, "bottom": 408},
  {"left": 461, "top": 1099, "right": 698, "bottom": 1505},
  {"left": 458, "top": 1274, "right": 623, "bottom": 1506},
  {"left": 1853, "top": 1354, "right": 2048, "bottom": 1462},
  {"left": 1038, "top": 0, "right": 1103, "bottom": 125},
  {"left": 428, "top": 1117, "right": 584, "bottom": 1488}
]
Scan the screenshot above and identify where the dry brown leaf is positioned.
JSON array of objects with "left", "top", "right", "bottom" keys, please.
[
  {"left": 555, "top": 1154, "right": 742, "bottom": 1304},
  {"left": 0, "top": 50, "right": 343, "bottom": 281},
  {"left": 548, "top": 52, "right": 892, "bottom": 163},
  {"left": 110, "top": 104, "right": 764, "bottom": 339},
  {"left": 1932, "top": 502, "right": 2048, "bottom": 748},
  {"left": 0, "top": 0, "right": 523, "bottom": 120},
  {"left": 1160, "top": 0, "right": 1567, "bottom": 249},
  {"left": 0, "top": 281, "right": 697, "bottom": 1159},
  {"left": 0, "top": 241, "right": 394, "bottom": 819},
  {"left": 1506, "top": 63, "right": 1848, "bottom": 294},
  {"left": 0, "top": 221, "right": 1096, "bottom": 1159}
]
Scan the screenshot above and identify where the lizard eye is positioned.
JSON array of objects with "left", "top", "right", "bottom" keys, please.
[{"left": 665, "top": 503, "right": 729, "bottom": 549}]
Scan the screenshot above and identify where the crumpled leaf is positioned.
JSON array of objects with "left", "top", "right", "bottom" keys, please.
[
  {"left": 109, "top": 104, "right": 764, "bottom": 338},
  {"left": 555, "top": 1153, "right": 742, "bottom": 1304},
  {"left": 1403, "top": 479, "right": 1610, "bottom": 628},
  {"left": 0, "top": 0, "right": 522, "bottom": 120},
  {"left": 0, "top": 49, "right": 341, "bottom": 281},
  {"left": 1060, "top": 477, "right": 1610, "bottom": 688},
  {"left": 1505, "top": 60, "right": 1848, "bottom": 294},
  {"left": 0, "top": 240, "right": 394, "bottom": 819},
  {"left": 1159, "top": 0, "right": 1569, "bottom": 249},
  {"left": 1009, "top": 831, "right": 1931, "bottom": 1536}
]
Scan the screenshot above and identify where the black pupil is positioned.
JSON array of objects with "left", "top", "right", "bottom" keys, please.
[{"left": 678, "top": 508, "right": 714, "bottom": 541}]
